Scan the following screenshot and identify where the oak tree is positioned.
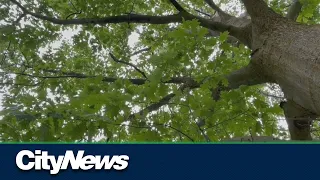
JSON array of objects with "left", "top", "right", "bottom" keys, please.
[{"left": 1, "top": 0, "right": 320, "bottom": 142}]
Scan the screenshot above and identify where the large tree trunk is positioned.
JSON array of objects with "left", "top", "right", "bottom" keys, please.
[
  {"left": 240, "top": 0, "right": 320, "bottom": 140},
  {"left": 251, "top": 21, "right": 320, "bottom": 116},
  {"left": 177, "top": 0, "right": 320, "bottom": 140}
]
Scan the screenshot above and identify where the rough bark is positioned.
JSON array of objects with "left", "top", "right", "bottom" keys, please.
[
  {"left": 243, "top": 0, "right": 320, "bottom": 115},
  {"left": 286, "top": 0, "right": 302, "bottom": 21},
  {"left": 255, "top": 23, "right": 320, "bottom": 115},
  {"left": 226, "top": 62, "right": 271, "bottom": 89},
  {"left": 241, "top": 0, "right": 320, "bottom": 140},
  {"left": 280, "top": 100, "right": 315, "bottom": 140}
]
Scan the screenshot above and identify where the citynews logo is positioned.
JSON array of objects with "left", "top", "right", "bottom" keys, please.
[{"left": 16, "top": 150, "right": 129, "bottom": 175}]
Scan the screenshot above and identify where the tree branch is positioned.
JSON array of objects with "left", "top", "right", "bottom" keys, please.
[
  {"left": 14, "top": 13, "right": 26, "bottom": 24},
  {"left": 10, "top": 0, "right": 242, "bottom": 44},
  {"left": 106, "top": 121, "right": 195, "bottom": 141},
  {"left": 169, "top": 0, "right": 186, "bottom": 12},
  {"left": 286, "top": 0, "right": 302, "bottom": 21},
  {"left": 128, "top": 79, "right": 201, "bottom": 122},
  {"left": 211, "top": 62, "right": 271, "bottom": 101},
  {"left": 168, "top": 0, "right": 243, "bottom": 41},
  {"left": 130, "top": 47, "right": 151, "bottom": 56},
  {"left": 9, "top": 70, "right": 199, "bottom": 86},
  {"left": 0, "top": 82, "right": 39, "bottom": 87},
  {"left": 10, "top": 0, "right": 182, "bottom": 25},
  {"left": 128, "top": 93, "right": 176, "bottom": 121},
  {"left": 158, "top": 123, "right": 194, "bottom": 141},
  {"left": 204, "top": 0, "right": 232, "bottom": 20},
  {"left": 241, "top": 0, "right": 279, "bottom": 20},
  {"left": 66, "top": 0, "right": 82, "bottom": 19},
  {"left": 226, "top": 63, "right": 270, "bottom": 89},
  {"left": 197, "top": 123, "right": 211, "bottom": 142},
  {"left": 280, "top": 100, "right": 316, "bottom": 140},
  {"left": 259, "top": 90, "right": 284, "bottom": 100},
  {"left": 109, "top": 52, "right": 147, "bottom": 79},
  {"left": 195, "top": 9, "right": 212, "bottom": 17}
]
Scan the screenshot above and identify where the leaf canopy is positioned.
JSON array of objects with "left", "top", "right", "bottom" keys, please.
[{"left": 1, "top": 0, "right": 319, "bottom": 142}]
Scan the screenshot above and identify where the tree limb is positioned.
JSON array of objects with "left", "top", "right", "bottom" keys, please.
[
  {"left": 168, "top": 1, "right": 248, "bottom": 46},
  {"left": 280, "top": 100, "right": 316, "bottom": 140},
  {"left": 197, "top": 122, "right": 211, "bottom": 142},
  {"left": 66, "top": 0, "right": 82, "bottom": 19},
  {"left": 128, "top": 93, "right": 177, "bottom": 121},
  {"left": 212, "top": 62, "right": 271, "bottom": 101},
  {"left": 9, "top": 0, "right": 243, "bottom": 44},
  {"left": 226, "top": 63, "right": 269, "bottom": 89},
  {"left": 109, "top": 52, "right": 148, "bottom": 79},
  {"left": 168, "top": 0, "right": 186, "bottom": 12},
  {"left": 194, "top": 9, "right": 212, "bottom": 17},
  {"left": 286, "top": 0, "right": 302, "bottom": 21},
  {"left": 8, "top": 70, "right": 199, "bottom": 86},
  {"left": 204, "top": 0, "right": 232, "bottom": 20},
  {"left": 130, "top": 47, "right": 151, "bottom": 56},
  {"left": 241, "top": 0, "right": 280, "bottom": 20},
  {"left": 0, "top": 82, "right": 39, "bottom": 87},
  {"left": 10, "top": 0, "right": 182, "bottom": 25}
]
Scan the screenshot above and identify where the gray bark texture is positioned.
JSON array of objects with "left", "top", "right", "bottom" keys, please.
[
  {"left": 207, "top": 0, "right": 320, "bottom": 141},
  {"left": 238, "top": 0, "right": 320, "bottom": 140},
  {"left": 204, "top": 0, "right": 319, "bottom": 140}
]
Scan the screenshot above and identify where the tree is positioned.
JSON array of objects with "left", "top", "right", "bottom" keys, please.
[{"left": 0, "top": 0, "right": 319, "bottom": 142}]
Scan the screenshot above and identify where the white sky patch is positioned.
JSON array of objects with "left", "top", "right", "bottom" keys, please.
[
  {"left": 128, "top": 32, "right": 140, "bottom": 48},
  {"left": 219, "top": 0, "right": 245, "bottom": 16},
  {"left": 38, "top": 27, "right": 82, "bottom": 57},
  {"left": 127, "top": 28, "right": 142, "bottom": 63}
]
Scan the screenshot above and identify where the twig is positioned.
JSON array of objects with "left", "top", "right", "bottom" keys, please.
[
  {"left": 66, "top": 0, "right": 82, "bottom": 19},
  {"left": 130, "top": 47, "right": 151, "bottom": 56},
  {"left": 109, "top": 52, "right": 148, "bottom": 79},
  {"left": 195, "top": 9, "right": 212, "bottom": 17},
  {"left": 105, "top": 121, "right": 195, "bottom": 141}
]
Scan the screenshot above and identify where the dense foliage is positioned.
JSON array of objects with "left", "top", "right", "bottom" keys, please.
[{"left": 0, "top": 0, "right": 319, "bottom": 142}]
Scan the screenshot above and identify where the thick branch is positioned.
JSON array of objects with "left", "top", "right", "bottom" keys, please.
[
  {"left": 204, "top": 0, "right": 232, "bottom": 20},
  {"left": 241, "top": 0, "right": 279, "bottom": 20},
  {"left": 168, "top": 0, "right": 246, "bottom": 44},
  {"left": 280, "top": 100, "right": 317, "bottom": 140},
  {"left": 212, "top": 63, "right": 270, "bottom": 101},
  {"left": 195, "top": 9, "right": 211, "bottom": 17},
  {"left": 10, "top": 0, "right": 182, "bottom": 25},
  {"left": 10, "top": 70, "right": 197, "bottom": 86},
  {"left": 226, "top": 63, "right": 267, "bottom": 89},
  {"left": 169, "top": 0, "right": 186, "bottom": 12},
  {"left": 10, "top": 0, "right": 243, "bottom": 45},
  {"left": 286, "top": 0, "right": 302, "bottom": 21},
  {"left": 208, "top": 30, "right": 239, "bottom": 45},
  {"left": 191, "top": 15, "right": 243, "bottom": 41},
  {"left": 209, "top": 11, "right": 252, "bottom": 46}
]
